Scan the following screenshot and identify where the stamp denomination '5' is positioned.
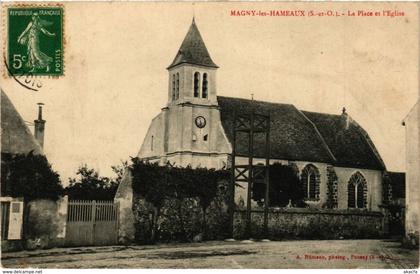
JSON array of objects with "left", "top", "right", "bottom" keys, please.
[{"left": 8, "top": 7, "right": 63, "bottom": 76}]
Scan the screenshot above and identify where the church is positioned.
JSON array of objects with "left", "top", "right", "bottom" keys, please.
[{"left": 120, "top": 19, "right": 386, "bottom": 212}]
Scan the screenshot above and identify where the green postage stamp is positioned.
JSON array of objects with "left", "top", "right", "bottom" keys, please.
[{"left": 7, "top": 7, "right": 63, "bottom": 76}]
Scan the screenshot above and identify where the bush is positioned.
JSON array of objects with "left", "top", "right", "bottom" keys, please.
[
  {"left": 270, "top": 163, "right": 305, "bottom": 207},
  {"left": 65, "top": 164, "right": 124, "bottom": 200},
  {"left": 1, "top": 152, "right": 63, "bottom": 201},
  {"left": 130, "top": 160, "right": 230, "bottom": 243}
]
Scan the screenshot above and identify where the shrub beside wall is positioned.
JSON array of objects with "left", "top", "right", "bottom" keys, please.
[
  {"left": 133, "top": 182, "right": 230, "bottom": 244},
  {"left": 130, "top": 160, "right": 230, "bottom": 244},
  {"left": 234, "top": 208, "right": 384, "bottom": 240}
]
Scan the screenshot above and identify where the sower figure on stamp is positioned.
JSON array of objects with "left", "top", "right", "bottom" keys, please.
[{"left": 17, "top": 12, "right": 55, "bottom": 72}]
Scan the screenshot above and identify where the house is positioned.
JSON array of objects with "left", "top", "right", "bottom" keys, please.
[
  {"left": 115, "top": 19, "right": 387, "bottom": 241},
  {"left": 403, "top": 99, "right": 419, "bottom": 244},
  {"left": 1, "top": 89, "right": 45, "bottom": 249}
]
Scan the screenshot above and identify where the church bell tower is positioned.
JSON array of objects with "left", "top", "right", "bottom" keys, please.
[
  {"left": 138, "top": 18, "right": 231, "bottom": 169},
  {"left": 166, "top": 18, "right": 219, "bottom": 106}
]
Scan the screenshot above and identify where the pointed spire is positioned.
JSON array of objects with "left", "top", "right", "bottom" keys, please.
[{"left": 167, "top": 19, "right": 218, "bottom": 69}]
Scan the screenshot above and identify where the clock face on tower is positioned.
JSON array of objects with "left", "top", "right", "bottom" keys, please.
[{"left": 195, "top": 116, "right": 206, "bottom": 128}]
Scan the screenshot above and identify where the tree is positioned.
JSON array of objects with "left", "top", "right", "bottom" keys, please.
[
  {"left": 1, "top": 151, "right": 63, "bottom": 201},
  {"left": 111, "top": 161, "right": 127, "bottom": 186},
  {"left": 65, "top": 162, "right": 126, "bottom": 200},
  {"left": 268, "top": 163, "right": 305, "bottom": 207},
  {"left": 1, "top": 152, "right": 63, "bottom": 244}
]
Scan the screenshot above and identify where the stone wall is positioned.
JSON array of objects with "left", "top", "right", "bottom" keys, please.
[
  {"left": 25, "top": 196, "right": 68, "bottom": 249},
  {"left": 233, "top": 208, "right": 384, "bottom": 240}
]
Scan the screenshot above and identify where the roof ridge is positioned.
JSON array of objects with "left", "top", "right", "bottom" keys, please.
[
  {"left": 296, "top": 108, "right": 337, "bottom": 163},
  {"left": 302, "top": 110, "right": 342, "bottom": 118},
  {"left": 216, "top": 95, "right": 294, "bottom": 107}
]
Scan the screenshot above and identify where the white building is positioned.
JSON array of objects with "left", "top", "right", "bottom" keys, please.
[
  {"left": 403, "top": 99, "right": 419, "bottom": 242},
  {"left": 1, "top": 89, "right": 45, "bottom": 249}
]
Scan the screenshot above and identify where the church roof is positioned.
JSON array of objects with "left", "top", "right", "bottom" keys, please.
[
  {"left": 1, "top": 89, "right": 43, "bottom": 155},
  {"left": 167, "top": 19, "right": 218, "bottom": 69},
  {"left": 302, "top": 111, "right": 385, "bottom": 170},
  {"left": 217, "top": 96, "right": 386, "bottom": 170}
]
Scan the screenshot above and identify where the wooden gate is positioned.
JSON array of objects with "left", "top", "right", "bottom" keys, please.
[{"left": 65, "top": 200, "right": 119, "bottom": 246}]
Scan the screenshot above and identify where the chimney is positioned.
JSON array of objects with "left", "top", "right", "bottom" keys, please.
[
  {"left": 34, "top": 103, "right": 46, "bottom": 148},
  {"left": 341, "top": 107, "right": 350, "bottom": 130}
]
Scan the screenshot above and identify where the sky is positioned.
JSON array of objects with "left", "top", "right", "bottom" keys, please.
[{"left": 1, "top": 2, "right": 418, "bottom": 185}]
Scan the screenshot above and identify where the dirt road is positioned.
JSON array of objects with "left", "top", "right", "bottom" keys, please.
[{"left": 1, "top": 239, "right": 418, "bottom": 269}]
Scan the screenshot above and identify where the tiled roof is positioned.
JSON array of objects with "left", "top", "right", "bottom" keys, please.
[
  {"left": 1, "top": 89, "right": 43, "bottom": 155},
  {"left": 217, "top": 96, "right": 386, "bottom": 170},
  {"left": 217, "top": 96, "right": 335, "bottom": 164},
  {"left": 302, "top": 111, "right": 385, "bottom": 170},
  {"left": 167, "top": 19, "right": 218, "bottom": 69}
]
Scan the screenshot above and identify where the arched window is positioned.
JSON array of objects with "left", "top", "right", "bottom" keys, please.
[
  {"left": 348, "top": 172, "right": 367, "bottom": 208},
  {"left": 175, "top": 73, "right": 180, "bottom": 99},
  {"left": 172, "top": 75, "right": 176, "bottom": 101},
  {"left": 300, "top": 164, "right": 320, "bottom": 200},
  {"left": 202, "top": 73, "right": 208, "bottom": 98},
  {"left": 194, "top": 72, "right": 200, "bottom": 98},
  {"left": 151, "top": 136, "right": 154, "bottom": 151}
]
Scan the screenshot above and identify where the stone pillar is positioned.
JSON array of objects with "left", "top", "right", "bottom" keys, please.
[
  {"left": 56, "top": 195, "right": 68, "bottom": 243},
  {"left": 114, "top": 169, "right": 136, "bottom": 244},
  {"left": 326, "top": 166, "right": 338, "bottom": 208}
]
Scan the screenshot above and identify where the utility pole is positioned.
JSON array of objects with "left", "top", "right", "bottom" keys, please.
[{"left": 229, "top": 111, "right": 270, "bottom": 239}]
